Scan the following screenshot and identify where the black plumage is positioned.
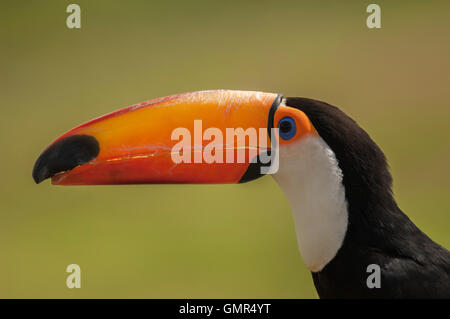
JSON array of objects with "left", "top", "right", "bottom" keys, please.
[{"left": 286, "top": 97, "right": 450, "bottom": 298}]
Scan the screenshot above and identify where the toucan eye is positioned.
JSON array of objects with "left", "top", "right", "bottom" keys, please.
[{"left": 278, "top": 116, "right": 297, "bottom": 140}]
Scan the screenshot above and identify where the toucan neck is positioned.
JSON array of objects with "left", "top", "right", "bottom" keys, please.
[
  {"left": 273, "top": 136, "right": 348, "bottom": 272},
  {"left": 272, "top": 133, "right": 418, "bottom": 273}
]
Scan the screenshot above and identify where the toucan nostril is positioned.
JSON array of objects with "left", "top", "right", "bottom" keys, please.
[{"left": 32, "top": 135, "right": 100, "bottom": 184}]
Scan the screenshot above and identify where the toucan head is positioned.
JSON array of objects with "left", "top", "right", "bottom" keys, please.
[
  {"left": 33, "top": 89, "right": 395, "bottom": 273},
  {"left": 32, "top": 90, "right": 318, "bottom": 186}
]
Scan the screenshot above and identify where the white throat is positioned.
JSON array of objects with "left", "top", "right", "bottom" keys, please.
[{"left": 273, "top": 135, "right": 348, "bottom": 272}]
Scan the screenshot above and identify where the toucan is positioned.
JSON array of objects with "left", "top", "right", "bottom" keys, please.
[{"left": 32, "top": 90, "right": 450, "bottom": 298}]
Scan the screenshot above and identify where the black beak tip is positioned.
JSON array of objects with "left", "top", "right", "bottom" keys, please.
[
  {"left": 32, "top": 159, "right": 50, "bottom": 184},
  {"left": 32, "top": 135, "right": 100, "bottom": 185}
]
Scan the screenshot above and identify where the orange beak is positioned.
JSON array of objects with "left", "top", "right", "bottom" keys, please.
[{"left": 33, "top": 90, "right": 282, "bottom": 185}]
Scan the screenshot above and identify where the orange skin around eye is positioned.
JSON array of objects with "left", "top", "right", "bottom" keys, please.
[{"left": 273, "top": 106, "right": 318, "bottom": 144}]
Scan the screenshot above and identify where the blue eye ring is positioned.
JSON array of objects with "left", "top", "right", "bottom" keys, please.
[{"left": 278, "top": 116, "right": 297, "bottom": 140}]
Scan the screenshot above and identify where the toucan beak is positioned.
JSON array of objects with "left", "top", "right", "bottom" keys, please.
[{"left": 33, "top": 90, "right": 281, "bottom": 185}]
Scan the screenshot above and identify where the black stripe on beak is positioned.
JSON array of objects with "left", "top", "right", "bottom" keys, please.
[{"left": 238, "top": 93, "right": 283, "bottom": 183}]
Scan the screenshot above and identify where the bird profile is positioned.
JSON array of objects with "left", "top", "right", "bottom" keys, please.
[{"left": 33, "top": 90, "right": 450, "bottom": 298}]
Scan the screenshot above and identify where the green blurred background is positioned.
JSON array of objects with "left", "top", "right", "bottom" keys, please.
[{"left": 1, "top": 0, "right": 449, "bottom": 298}]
